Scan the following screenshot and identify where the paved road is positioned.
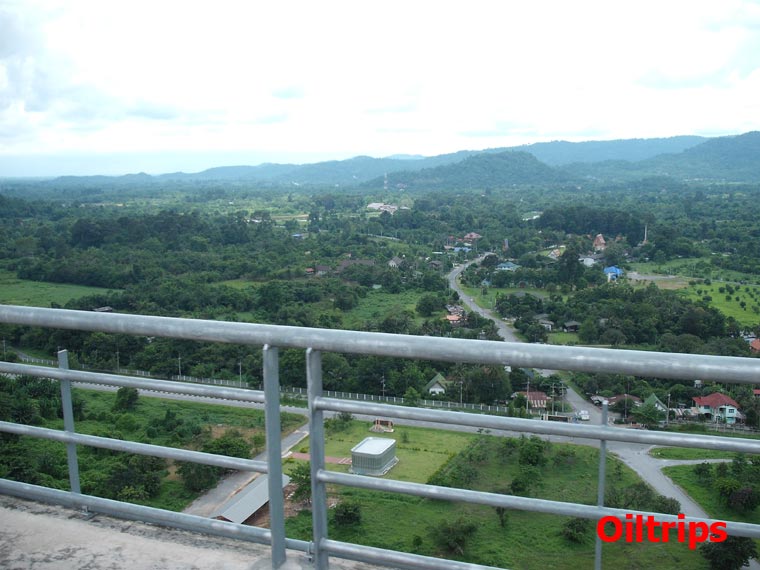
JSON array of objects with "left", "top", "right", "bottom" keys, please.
[
  {"left": 447, "top": 254, "right": 520, "bottom": 342},
  {"left": 446, "top": 257, "right": 760, "bottom": 566}
]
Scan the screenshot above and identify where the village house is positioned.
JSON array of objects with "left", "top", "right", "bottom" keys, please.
[
  {"left": 388, "top": 256, "right": 404, "bottom": 269},
  {"left": 692, "top": 393, "right": 742, "bottom": 424},
  {"left": 424, "top": 373, "right": 449, "bottom": 396},
  {"left": 593, "top": 233, "right": 606, "bottom": 251},
  {"left": 512, "top": 390, "right": 550, "bottom": 412}
]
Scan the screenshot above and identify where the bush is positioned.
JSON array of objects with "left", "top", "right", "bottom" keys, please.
[
  {"left": 561, "top": 517, "right": 591, "bottom": 543},
  {"left": 333, "top": 501, "right": 362, "bottom": 527},
  {"left": 432, "top": 517, "right": 478, "bottom": 555}
]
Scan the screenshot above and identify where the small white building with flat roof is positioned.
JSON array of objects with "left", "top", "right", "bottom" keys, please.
[{"left": 350, "top": 437, "right": 398, "bottom": 476}]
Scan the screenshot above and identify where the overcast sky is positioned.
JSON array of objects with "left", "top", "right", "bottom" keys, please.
[{"left": 2, "top": 0, "right": 760, "bottom": 176}]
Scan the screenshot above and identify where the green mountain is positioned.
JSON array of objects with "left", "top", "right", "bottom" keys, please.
[
  {"left": 375, "top": 150, "right": 565, "bottom": 190},
  {"left": 34, "top": 131, "right": 760, "bottom": 189},
  {"left": 514, "top": 136, "right": 706, "bottom": 166}
]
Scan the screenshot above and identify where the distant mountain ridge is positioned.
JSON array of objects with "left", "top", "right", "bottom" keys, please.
[{"left": 42, "top": 132, "right": 760, "bottom": 187}]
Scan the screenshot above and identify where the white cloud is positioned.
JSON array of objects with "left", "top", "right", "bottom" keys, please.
[{"left": 1, "top": 0, "right": 759, "bottom": 174}]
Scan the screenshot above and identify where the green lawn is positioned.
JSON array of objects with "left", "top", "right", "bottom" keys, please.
[
  {"left": 662, "top": 464, "right": 760, "bottom": 526},
  {"left": 286, "top": 424, "right": 710, "bottom": 569},
  {"left": 341, "top": 289, "right": 427, "bottom": 329},
  {"left": 0, "top": 270, "right": 118, "bottom": 307},
  {"left": 649, "top": 447, "right": 738, "bottom": 460},
  {"left": 679, "top": 282, "right": 760, "bottom": 326}
]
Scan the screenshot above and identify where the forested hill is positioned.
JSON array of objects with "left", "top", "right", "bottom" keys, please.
[
  {"left": 12, "top": 131, "right": 759, "bottom": 192},
  {"left": 641, "top": 131, "right": 760, "bottom": 181},
  {"left": 511, "top": 135, "right": 706, "bottom": 166},
  {"left": 563, "top": 131, "right": 760, "bottom": 182},
  {"left": 372, "top": 151, "right": 565, "bottom": 190}
]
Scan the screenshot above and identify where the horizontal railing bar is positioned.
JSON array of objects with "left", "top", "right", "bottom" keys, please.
[
  {"left": 0, "top": 361, "right": 265, "bottom": 404},
  {"left": 319, "top": 471, "right": 760, "bottom": 539},
  {"left": 2, "top": 305, "right": 760, "bottom": 384},
  {"left": 0, "top": 479, "right": 316, "bottom": 552},
  {"left": 0, "top": 422, "right": 268, "bottom": 473},
  {"left": 321, "top": 538, "right": 503, "bottom": 570},
  {"left": 317, "top": 398, "right": 760, "bottom": 454}
]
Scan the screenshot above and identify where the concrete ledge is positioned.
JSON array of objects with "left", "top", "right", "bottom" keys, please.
[{"left": 0, "top": 496, "right": 382, "bottom": 570}]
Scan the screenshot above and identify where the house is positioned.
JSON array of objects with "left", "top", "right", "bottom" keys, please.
[
  {"left": 536, "top": 314, "right": 554, "bottom": 331},
  {"left": 643, "top": 394, "right": 668, "bottom": 413},
  {"left": 388, "top": 256, "right": 404, "bottom": 269},
  {"left": 593, "top": 233, "right": 606, "bottom": 251},
  {"left": 563, "top": 320, "right": 581, "bottom": 333},
  {"left": 692, "top": 393, "right": 742, "bottom": 424},
  {"left": 513, "top": 390, "right": 549, "bottom": 411},
  {"left": 315, "top": 265, "right": 330, "bottom": 276},
  {"left": 603, "top": 266, "right": 624, "bottom": 281},
  {"left": 579, "top": 256, "right": 596, "bottom": 267},
  {"left": 496, "top": 262, "right": 520, "bottom": 271},
  {"left": 445, "top": 314, "right": 462, "bottom": 326},
  {"left": 463, "top": 232, "right": 482, "bottom": 241},
  {"left": 428, "top": 260, "right": 443, "bottom": 271},
  {"left": 750, "top": 339, "right": 760, "bottom": 352},
  {"left": 424, "top": 373, "right": 449, "bottom": 395},
  {"left": 607, "top": 394, "right": 642, "bottom": 408},
  {"left": 548, "top": 248, "right": 562, "bottom": 260}
]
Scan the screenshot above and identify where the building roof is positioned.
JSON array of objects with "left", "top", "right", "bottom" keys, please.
[
  {"left": 643, "top": 393, "right": 667, "bottom": 410},
  {"left": 693, "top": 393, "right": 740, "bottom": 410},
  {"left": 514, "top": 390, "right": 549, "bottom": 408},
  {"left": 603, "top": 266, "right": 624, "bottom": 275},
  {"left": 607, "top": 394, "right": 642, "bottom": 406},
  {"left": 352, "top": 437, "right": 395, "bottom": 456},
  {"left": 214, "top": 474, "right": 290, "bottom": 524},
  {"left": 750, "top": 338, "right": 760, "bottom": 352},
  {"left": 424, "top": 373, "right": 448, "bottom": 392}
]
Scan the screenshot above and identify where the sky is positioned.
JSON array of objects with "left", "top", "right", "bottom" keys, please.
[{"left": 1, "top": 0, "right": 760, "bottom": 177}]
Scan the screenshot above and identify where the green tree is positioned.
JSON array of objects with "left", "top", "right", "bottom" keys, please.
[
  {"left": 290, "top": 461, "right": 312, "bottom": 503},
  {"left": 631, "top": 402, "right": 665, "bottom": 428},
  {"left": 112, "top": 387, "right": 139, "bottom": 412},
  {"left": 700, "top": 536, "right": 758, "bottom": 570},
  {"left": 416, "top": 293, "right": 443, "bottom": 317}
]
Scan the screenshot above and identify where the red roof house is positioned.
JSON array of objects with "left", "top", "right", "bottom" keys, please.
[{"left": 692, "top": 393, "right": 741, "bottom": 424}]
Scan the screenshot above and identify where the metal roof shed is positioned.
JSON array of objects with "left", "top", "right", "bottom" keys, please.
[
  {"left": 214, "top": 474, "right": 290, "bottom": 524},
  {"left": 350, "top": 437, "right": 398, "bottom": 476}
]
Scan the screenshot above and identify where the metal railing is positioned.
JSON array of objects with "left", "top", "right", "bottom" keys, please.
[{"left": 1, "top": 304, "right": 760, "bottom": 570}]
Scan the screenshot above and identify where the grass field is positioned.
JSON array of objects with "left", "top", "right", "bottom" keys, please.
[
  {"left": 662, "top": 464, "right": 760, "bottom": 526},
  {"left": 341, "top": 289, "right": 427, "bottom": 329},
  {"left": 679, "top": 281, "right": 760, "bottom": 326},
  {"left": 649, "top": 447, "right": 738, "bottom": 460},
  {"left": 0, "top": 269, "right": 117, "bottom": 307},
  {"left": 286, "top": 422, "right": 710, "bottom": 569}
]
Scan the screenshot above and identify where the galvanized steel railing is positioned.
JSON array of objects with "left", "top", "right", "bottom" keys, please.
[{"left": 1, "top": 304, "right": 760, "bottom": 570}]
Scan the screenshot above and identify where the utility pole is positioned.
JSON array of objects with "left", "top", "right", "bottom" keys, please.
[
  {"left": 178, "top": 356, "right": 182, "bottom": 378},
  {"left": 526, "top": 378, "right": 530, "bottom": 416},
  {"left": 666, "top": 393, "right": 671, "bottom": 426}
]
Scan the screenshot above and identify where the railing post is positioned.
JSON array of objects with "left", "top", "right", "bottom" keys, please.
[
  {"left": 307, "top": 348, "right": 329, "bottom": 569},
  {"left": 594, "top": 400, "right": 609, "bottom": 570},
  {"left": 58, "top": 350, "right": 82, "bottom": 502},
  {"left": 263, "top": 345, "right": 287, "bottom": 568}
]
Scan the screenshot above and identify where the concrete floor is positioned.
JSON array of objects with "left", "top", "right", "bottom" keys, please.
[{"left": 0, "top": 496, "right": 382, "bottom": 570}]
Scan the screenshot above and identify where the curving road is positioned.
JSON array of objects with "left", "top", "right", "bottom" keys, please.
[
  {"left": 447, "top": 254, "right": 520, "bottom": 342},
  {"left": 446, "top": 255, "right": 760, "bottom": 564}
]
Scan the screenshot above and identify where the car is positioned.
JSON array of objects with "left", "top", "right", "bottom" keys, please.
[{"left": 578, "top": 410, "right": 590, "bottom": 421}]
